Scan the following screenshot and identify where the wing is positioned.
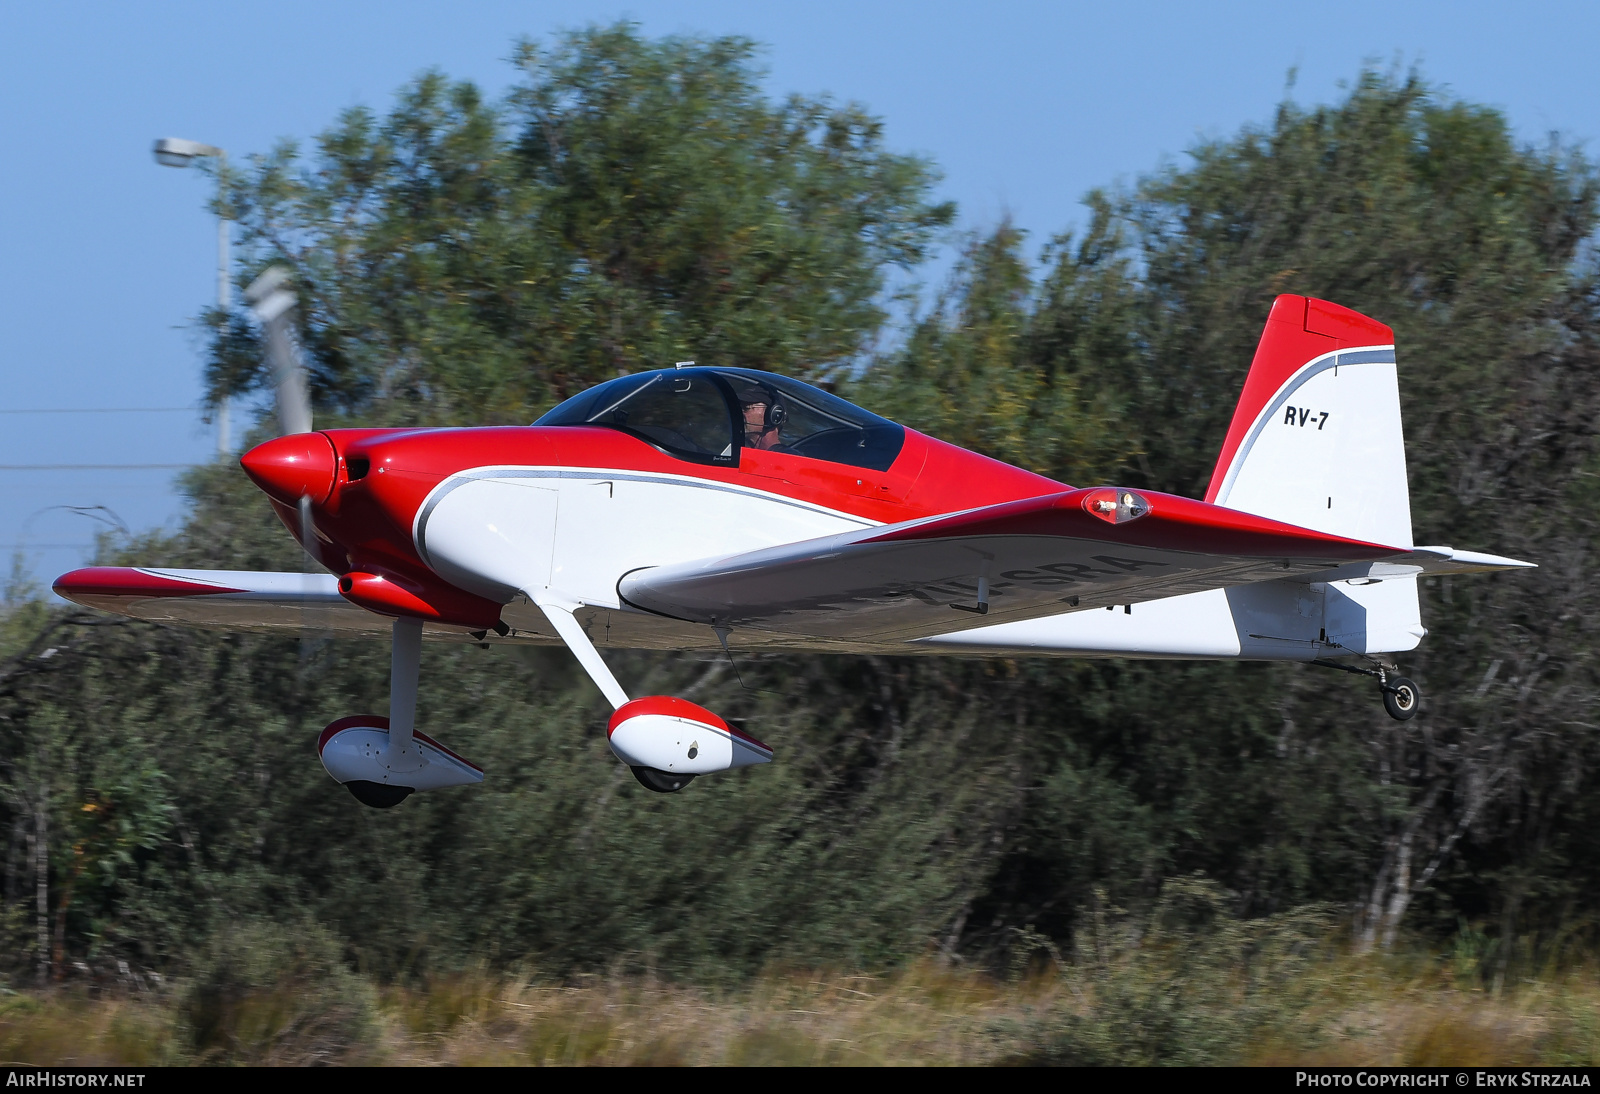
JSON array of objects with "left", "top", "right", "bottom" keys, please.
[
  {"left": 618, "top": 487, "right": 1533, "bottom": 642},
  {"left": 52, "top": 567, "right": 474, "bottom": 639}
]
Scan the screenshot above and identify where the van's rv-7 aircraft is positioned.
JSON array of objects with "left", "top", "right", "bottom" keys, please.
[{"left": 55, "top": 294, "right": 1532, "bottom": 807}]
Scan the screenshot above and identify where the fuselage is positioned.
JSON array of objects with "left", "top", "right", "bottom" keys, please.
[
  {"left": 242, "top": 378, "right": 1066, "bottom": 653},
  {"left": 240, "top": 367, "right": 1419, "bottom": 660}
]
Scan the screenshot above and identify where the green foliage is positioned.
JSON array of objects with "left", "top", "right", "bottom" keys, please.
[
  {"left": 1, "top": 556, "right": 51, "bottom": 661},
  {"left": 1126, "top": 70, "right": 1598, "bottom": 502},
  {"left": 1008, "top": 877, "right": 1339, "bottom": 1065},
  {"left": 855, "top": 203, "right": 1146, "bottom": 485},
  {"left": 0, "top": 603, "right": 1021, "bottom": 979},
  {"left": 182, "top": 919, "right": 377, "bottom": 1064},
  {"left": 1104, "top": 71, "right": 1600, "bottom": 956},
  {"left": 212, "top": 22, "right": 952, "bottom": 426}
]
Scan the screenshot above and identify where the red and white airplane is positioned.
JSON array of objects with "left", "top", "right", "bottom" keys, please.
[{"left": 55, "top": 294, "right": 1531, "bottom": 806}]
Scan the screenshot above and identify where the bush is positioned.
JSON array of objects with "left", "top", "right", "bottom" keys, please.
[
  {"left": 182, "top": 920, "right": 377, "bottom": 1065},
  {"left": 1011, "top": 877, "right": 1338, "bottom": 1065}
]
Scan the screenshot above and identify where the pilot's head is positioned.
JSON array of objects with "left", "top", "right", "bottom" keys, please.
[{"left": 735, "top": 384, "right": 785, "bottom": 450}]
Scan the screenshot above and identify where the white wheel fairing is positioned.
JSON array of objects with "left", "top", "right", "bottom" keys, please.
[
  {"left": 608, "top": 712, "right": 773, "bottom": 774},
  {"left": 319, "top": 723, "right": 484, "bottom": 791}
]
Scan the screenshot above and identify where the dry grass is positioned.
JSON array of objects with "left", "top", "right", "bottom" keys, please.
[
  {"left": 0, "top": 991, "right": 179, "bottom": 1067},
  {"left": 0, "top": 955, "right": 1595, "bottom": 1066},
  {"left": 380, "top": 963, "right": 1056, "bottom": 1066},
  {"left": 1249, "top": 960, "right": 1600, "bottom": 1067}
]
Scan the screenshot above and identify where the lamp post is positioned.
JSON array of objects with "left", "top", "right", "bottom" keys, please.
[{"left": 153, "top": 137, "right": 231, "bottom": 455}]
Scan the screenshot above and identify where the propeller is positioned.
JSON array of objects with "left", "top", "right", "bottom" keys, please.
[
  {"left": 241, "top": 268, "right": 428, "bottom": 788},
  {"left": 242, "top": 264, "right": 331, "bottom": 683}
]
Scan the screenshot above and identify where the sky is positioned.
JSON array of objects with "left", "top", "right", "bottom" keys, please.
[{"left": 2, "top": 1, "right": 1598, "bottom": 596}]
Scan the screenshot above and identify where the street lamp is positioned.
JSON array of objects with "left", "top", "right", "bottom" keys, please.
[{"left": 153, "top": 137, "right": 231, "bottom": 455}]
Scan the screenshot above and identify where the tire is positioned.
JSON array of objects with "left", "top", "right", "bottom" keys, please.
[
  {"left": 1383, "top": 677, "right": 1420, "bottom": 721},
  {"left": 631, "top": 767, "right": 696, "bottom": 793},
  {"left": 346, "top": 780, "right": 414, "bottom": 808}
]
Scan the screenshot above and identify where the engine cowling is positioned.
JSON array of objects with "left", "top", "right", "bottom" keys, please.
[
  {"left": 318, "top": 715, "right": 484, "bottom": 808},
  {"left": 607, "top": 696, "right": 772, "bottom": 775}
]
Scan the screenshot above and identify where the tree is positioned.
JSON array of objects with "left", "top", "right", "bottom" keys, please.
[
  {"left": 867, "top": 70, "right": 1600, "bottom": 957},
  {"left": 854, "top": 207, "right": 1144, "bottom": 486},
  {"left": 209, "top": 23, "right": 953, "bottom": 426}
]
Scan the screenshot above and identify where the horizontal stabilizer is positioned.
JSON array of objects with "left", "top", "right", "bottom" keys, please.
[
  {"left": 1412, "top": 546, "right": 1535, "bottom": 573},
  {"left": 1298, "top": 545, "right": 1536, "bottom": 583}
]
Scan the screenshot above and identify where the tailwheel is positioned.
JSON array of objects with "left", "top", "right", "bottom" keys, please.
[
  {"left": 1382, "top": 676, "right": 1421, "bottom": 721},
  {"left": 631, "top": 766, "right": 696, "bottom": 793},
  {"left": 1310, "top": 659, "right": 1422, "bottom": 722}
]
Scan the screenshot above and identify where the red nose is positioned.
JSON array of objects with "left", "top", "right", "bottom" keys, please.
[{"left": 240, "top": 433, "right": 337, "bottom": 506}]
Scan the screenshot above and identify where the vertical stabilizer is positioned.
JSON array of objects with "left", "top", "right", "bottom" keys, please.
[{"left": 1206, "top": 295, "right": 1412, "bottom": 549}]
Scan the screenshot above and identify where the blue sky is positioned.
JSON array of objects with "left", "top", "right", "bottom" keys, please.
[{"left": 2, "top": 1, "right": 1597, "bottom": 593}]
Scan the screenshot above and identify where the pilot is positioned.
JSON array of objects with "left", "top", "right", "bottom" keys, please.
[{"left": 736, "top": 384, "right": 786, "bottom": 451}]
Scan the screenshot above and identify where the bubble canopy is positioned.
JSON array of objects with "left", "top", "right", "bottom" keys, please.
[{"left": 534, "top": 367, "right": 906, "bottom": 472}]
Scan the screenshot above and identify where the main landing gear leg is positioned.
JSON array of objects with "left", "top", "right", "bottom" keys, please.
[
  {"left": 534, "top": 596, "right": 630, "bottom": 709},
  {"left": 1310, "top": 659, "right": 1421, "bottom": 722},
  {"left": 534, "top": 595, "right": 696, "bottom": 793},
  {"left": 323, "top": 615, "right": 485, "bottom": 809}
]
